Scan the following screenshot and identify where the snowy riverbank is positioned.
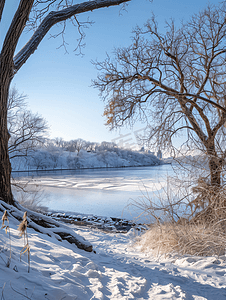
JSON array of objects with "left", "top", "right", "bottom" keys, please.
[
  {"left": 11, "top": 147, "right": 161, "bottom": 172},
  {"left": 0, "top": 208, "right": 226, "bottom": 300}
]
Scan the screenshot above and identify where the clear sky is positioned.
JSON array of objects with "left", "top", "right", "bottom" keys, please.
[{"left": 1, "top": 0, "right": 219, "bottom": 149}]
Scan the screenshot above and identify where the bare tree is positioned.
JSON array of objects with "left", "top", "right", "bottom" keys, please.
[
  {"left": 0, "top": 0, "right": 130, "bottom": 205},
  {"left": 54, "top": 137, "right": 65, "bottom": 148},
  {"left": 83, "top": 141, "right": 96, "bottom": 152},
  {"left": 93, "top": 2, "right": 226, "bottom": 199},
  {"left": 8, "top": 87, "right": 48, "bottom": 160},
  {"left": 65, "top": 138, "right": 85, "bottom": 153},
  {"left": 74, "top": 138, "right": 86, "bottom": 154}
]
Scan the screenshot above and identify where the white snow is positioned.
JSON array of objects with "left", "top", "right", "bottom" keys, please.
[
  {"left": 11, "top": 147, "right": 161, "bottom": 172},
  {"left": 1, "top": 211, "right": 226, "bottom": 300}
]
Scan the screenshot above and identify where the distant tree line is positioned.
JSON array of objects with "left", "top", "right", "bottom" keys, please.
[
  {"left": 7, "top": 88, "right": 160, "bottom": 171},
  {"left": 11, "top": 137, "right": 160, "bottom": 171}
]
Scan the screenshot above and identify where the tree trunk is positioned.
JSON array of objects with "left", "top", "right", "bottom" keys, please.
[
  {"left": 0, "top": 59, "right": 14, "bottom": 205},
  {"left": 207, "top": 142, "right": 222, "bottom": 187},
  {"left": 209, "top": 157, "right": 221, "bottom": 186}
]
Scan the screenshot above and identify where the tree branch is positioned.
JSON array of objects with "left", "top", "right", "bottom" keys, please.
[
  {"left": 212, "top": 112, "right": 226, "bottom": 137},
  {"left": 181, "top": 93, "right": 226, "bottom": 113},
  {"left": 136, "top": 75, "right": 226, "bottom": 113},
  {"left": 0, "top": 0, "right": 6, "bottom": 21},
  {"left": 14, "top": 0, "right": 130, "bottom": 72},
  {"left": 1, "top": 0, "right": 34, "bottom": 64}
]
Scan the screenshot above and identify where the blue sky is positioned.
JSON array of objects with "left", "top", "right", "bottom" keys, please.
[{"left": 1, "top": 0, "right": 218, "bottom": 148}]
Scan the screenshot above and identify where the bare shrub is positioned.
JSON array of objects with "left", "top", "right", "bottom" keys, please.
[
  {"left": 129, "top": 171, "right": 195, "bottom": 224},
  {"left": 12, "top": 181, "right": 48, "bottom": 213},
  {"left": 132, "top": 165, "right": 226, "bottom": 256}
]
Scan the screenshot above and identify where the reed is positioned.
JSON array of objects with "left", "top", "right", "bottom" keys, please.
[
  {"left": 18, "top": 211, "right": 30, "bottom": 273},
  {"left": 1, "top": 210, "right": 11, "bottom": 267}
]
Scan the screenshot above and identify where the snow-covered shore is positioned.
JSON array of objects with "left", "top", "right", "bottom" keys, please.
[
  {"left": 11, "top": 147, "right": 161, "bottom": 172},
  {"left": 0, "top": 209, "right": 226, "bottom": 300},
  {"left": 47, "top": 211, "right": 148, "bottom": 233}
]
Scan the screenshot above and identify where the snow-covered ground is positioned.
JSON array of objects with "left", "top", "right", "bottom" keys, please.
[{"left": 1, "top": 210, "right": 226, "bottom": 300}]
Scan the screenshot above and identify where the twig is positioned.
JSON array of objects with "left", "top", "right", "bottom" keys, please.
[
  {"left": 10, "top": 282, "right": 32, "bottom": 300},
  {"left": 1, "top": 282, "right": 6, "bottom": 300}
]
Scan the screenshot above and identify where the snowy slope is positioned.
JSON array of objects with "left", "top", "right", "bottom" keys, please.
[{"left": 0, "top": 211, "right": 226, "bottom": 300}]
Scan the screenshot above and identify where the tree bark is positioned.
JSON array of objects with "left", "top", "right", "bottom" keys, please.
[
  {"left": 206, "top": 141, "right": 222, "bottom": 187},
  {"left": 0, "top": 0, "right": 35, "bottom": 205},
  {"left": 208, "top": 156, "right": 221, "bottom": 186},
  {"left": 0, "top": 64, "right": 14, "bottom": 205},
  {"left": 0, "top": 0, "right": 6, "bottom": 21}
]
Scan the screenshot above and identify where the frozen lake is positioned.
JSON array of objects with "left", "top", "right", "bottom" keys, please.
[{"left": 13, "top": 164, "right": 174, "bottom": 222}]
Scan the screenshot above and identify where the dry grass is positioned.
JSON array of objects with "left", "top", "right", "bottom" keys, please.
[
  {"left": 18, "top": 211, "right": 30, "bottom": 273},
  {"left": 137, "top": 221, "right": 226, "bottom": 257},
  {"left": 1, "top": 210, "right": 31, "bottom": 271},
  {"left": 1, "top": 210, "right": 11, "bottom": 267},
  {"left": 135, "top": 175, "right": 226, "bottom": 257}
]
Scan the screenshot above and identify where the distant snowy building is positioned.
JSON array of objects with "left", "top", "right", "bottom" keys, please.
[{"left": 157, "top": 150, "right": 162, "bottom": 159}]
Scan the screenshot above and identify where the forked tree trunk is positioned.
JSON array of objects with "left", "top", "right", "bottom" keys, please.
[{"left": 0, "top": 62, "right": 14, "bottom": 205}]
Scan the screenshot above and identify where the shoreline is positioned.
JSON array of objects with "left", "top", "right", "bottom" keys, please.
[
  {"left": 45, "top": 211, "right": 149, "bottom": 233},
  {"left": 11, "top": 161, "right": 170, "bottom": 174}
]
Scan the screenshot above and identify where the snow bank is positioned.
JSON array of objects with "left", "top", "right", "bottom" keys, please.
[{"left": 0, "top": 209, "right": 226, "bottom": 299}]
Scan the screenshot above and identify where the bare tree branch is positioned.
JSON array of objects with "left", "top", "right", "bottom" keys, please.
[
  {"left": 93, "top": 2, "right": 226, "bottom": 187},
  {"left": 0, "top": 0, "right": 6, "bottom": 21},
  {"left": 1, "top": 1, "right": 34, "bottom": 64},
  {"left": 13, "top": 0, "right": 130, "bottom": 71},
  {"left": 7, "top": 88, "right": 48, "bottom": 160}
]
